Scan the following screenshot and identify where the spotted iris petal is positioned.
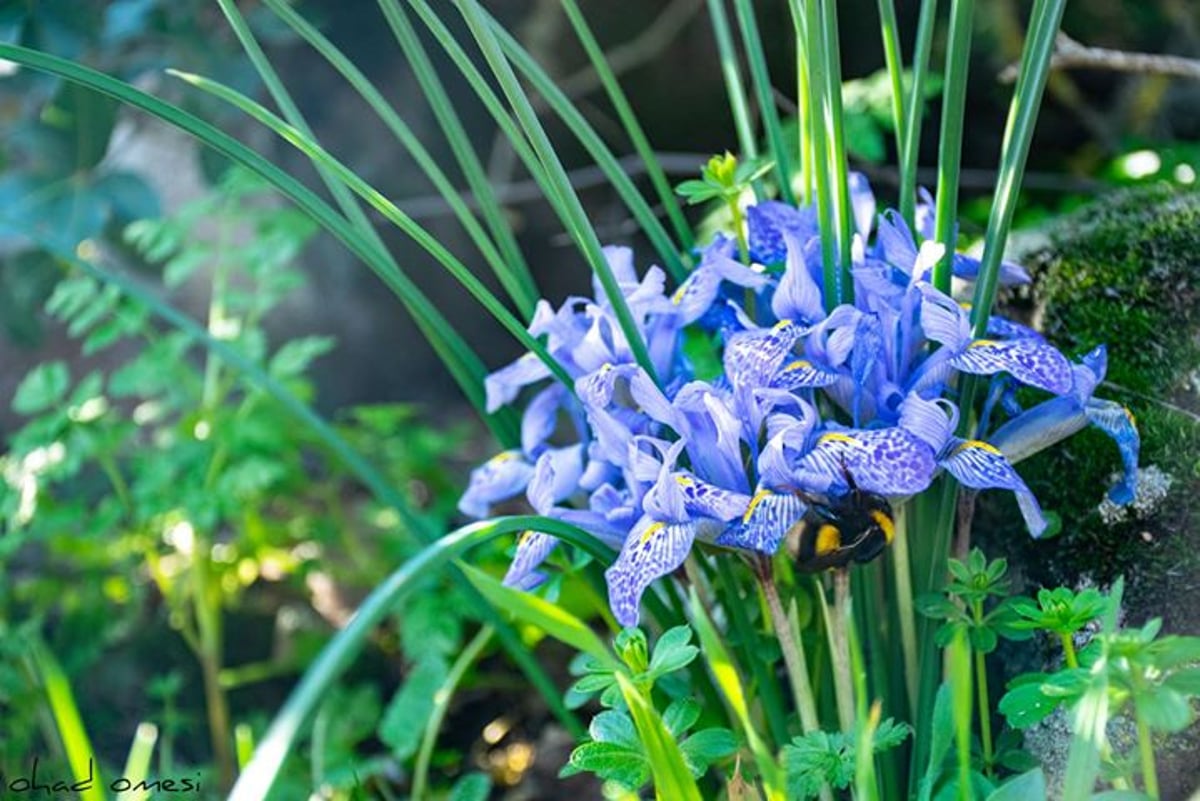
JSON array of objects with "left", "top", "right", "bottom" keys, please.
[
  {"left": 797, "top": 429, "right": 937, "bottom": 497},
  {"left": 716, "top": 489, "right": 807, "bottom": 554},
  {"left": 940, "top": 438, "right": 1049, "bottom": 537},
  {"left": 606, "top": 516, "right": 698, "bottom": 627},
  {"left": 503, "top": 530, "right": 558, "bottom": 590},
  {"left": 747, "top": 201, "right": 819, "bottom": 264}
]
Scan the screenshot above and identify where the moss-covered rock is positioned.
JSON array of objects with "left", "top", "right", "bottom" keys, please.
[{"left": 978, "top": 183, "right": 1200, "bottom": 799}]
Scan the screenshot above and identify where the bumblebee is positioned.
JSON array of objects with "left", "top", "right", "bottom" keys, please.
[{"left": 785, "top": 483, "right": 895, "bottom": 573}]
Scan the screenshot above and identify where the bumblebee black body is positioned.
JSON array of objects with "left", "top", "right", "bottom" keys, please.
[{"left": 787, "top": 488, "right": 895, "bottom": 573}]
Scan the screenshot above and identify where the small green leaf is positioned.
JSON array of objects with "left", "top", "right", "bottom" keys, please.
[
  {"left": 561, "top": 740, "right": 649, "bottom": 789},
  {"left": 662, "top": 698, "right": 701, "bottom": 739},
  {"left": 984, "top": 768, "right": 1045, "bottom": 801},
  {"left": 378, "top": 656, "right": 448, "bottom": 760},
  {"left": 14, "top": 361, "right": 70, "bottom": 414},
  {"left": 269, "top": 335, "right": 336, "bottom": 379},
  {"left": 590, "top": 709, "right": 638, "bottom": 746},
  {"left": 448, "top": 772, "right": 492, "bottom": 801},
  {"left": 1164, "top": 666, "right": 1200, "bottom": 695},
  {"left": 999, "top": 682, "right": 1061, "bottom": 729},
  {"left": 649, "top": 625, "right": 698, "bottom": 677},
  {"left": 679, "top": 728, "right": 737, "bottom": 775},
  {"left": 1136, "top": 687, "right": 1193, "bottom": 733}
]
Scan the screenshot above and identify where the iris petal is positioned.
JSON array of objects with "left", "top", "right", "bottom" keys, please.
[
  {"left": 951, "top": 338, "right": 1073, "bottom": 395},
  {"left": 485, "top": 353, "right": 552, "bottom": 413},
  {"left": 606, "top": 516, "right": 696, "bottom": 626},
  {"left": 747, "top": 201, "right": 819, "bottom": 264},
  {"left": 458, "top": 451, "right": 535, "bottom": 518},
  {"left": 1085, "top": 400, "right": 1140, "bottom": 503},
  {"left": 716, "top": 489, "right": 807, "bottom": 554},
  {"left": 939, "top": 439, "right": 1049, "bottom": 537},
  {"left": 503, "top": 530, "right": 558, "bottom": 590},
  {"left": 798, "top": 428, "right": 936, "bottom": 495},
  {"left": 772, "top": 233, "right": 826, "bottom": 326}
]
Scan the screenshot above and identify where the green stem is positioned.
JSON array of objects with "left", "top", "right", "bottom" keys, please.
[
  {"left": 892, "top": 503, "right": 920, "bottom": 719},
  {"left": 819, "top": 0, "right": 854, "bottom": 300},
  {"left": 758, "top": 558, "right": 821, "bottom": 735},
  {"left": 801, "top": 0, "right": 839, "bottom": 311},
  {"left": 193, "top": 545, "right": 234, "bottom": 791},
  {"left": 932, "top": 0, "right": 975, "bottom": 294},
  {"left": 715, "top": 557, "right": 789, "bottom": 747},
  {"left": 412, "top": 626, "right": 494, "bottom": 800},
  {"left": 728, "top": 196, "right": 750, "bottom": 264},
  {"left": 1060, "top": 632, "right": 1079, "bottom": 669},
  {"left": 972, "top": 600, "right": 994, "bottom": 774},
  {"left": 876, "top": 0, "right": 907, "bottom": 158},
  {"left": 821, "top": 571, "right": 856, "bottom": 732},
  {"left": 1135, "top": 702, "right": 1159, "bottom": 799}
]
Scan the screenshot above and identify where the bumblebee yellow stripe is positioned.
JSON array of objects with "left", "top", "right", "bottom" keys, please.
[
  {"left": 815, "top": 524, "right": 841, "bottom": 556},
  {"left": 870, "top": 510, "right": 895, "bottom": 544}
]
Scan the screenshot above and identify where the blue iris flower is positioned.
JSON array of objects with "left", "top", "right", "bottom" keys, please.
[{"left": 460, "top": 176, "right": 1140, "bottom": 627}]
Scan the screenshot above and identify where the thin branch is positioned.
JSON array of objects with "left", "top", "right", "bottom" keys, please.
[{"left": 1000, "top": 33, "right": 1200, "bottom": 83}]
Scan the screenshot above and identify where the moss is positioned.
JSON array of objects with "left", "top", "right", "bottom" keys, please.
[{"left": 979, "top": 184, "right": 1200, "bottom": 623}]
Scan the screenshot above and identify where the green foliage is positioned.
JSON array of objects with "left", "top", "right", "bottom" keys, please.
[
  {"left": 1009, "top": 587, "right": 1108, "bottom": 638},
  {"left": 917, "top": 548, "right": 1026, "bottom": 654},
  {"left": 675, "top": 152, "right": 773, "bottom": 207},
  {"left": 562, "top": 626, "right": 734, "bottom": 793},
  {"left": 782, "top": 718, "right": 910, "bottom": 799}
]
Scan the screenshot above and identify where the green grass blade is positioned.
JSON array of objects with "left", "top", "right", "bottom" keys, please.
[
  {"left": 485, "top": 18, "right": 688, "bottom": 284},
  {"left": 969, "top": 0, "right": 1066, "bottom": 336},
  {"left": 462, "top": 564, "right": 618, "bottom": 667},
  {"left": 25, "top": 637, "right": 104, "bottom": 801},
  {"left": 121, "top": 723, "right": 159, "bottom": 801},
  {"left": 385, "top": 0, "right": 554, "bottom": 217},
  {"left": 733, "top": 0, "right": 795, "bottom": 204},
  {"left": 411, "top": 625, "right": 494, "bottom": 800},
  {"left": 876, "top": 0, "right": 907, "bottom": 159},
  {"left": 798, "top": 0, "right": 839, "bottom": 310},
  {"left": 229, "top": 515, "right": 604, "bottom": 801},
  {"left": 453, "top": 0, "right": 661, "bottom": 385},
  {"left": 371, "top": 0, "right": 537, "bottom": 309},
  {"left": 689, "top": 587, "right": 786, "bottom": 801},
  {"left": 819, "top": 0, "right": 854, "bottom": 299},
  {"left": 616, "top": 672, "right": 706, "bottom": 801},
  {"left": 947, "top": 628, "right": 973, "bottom": 801},
  {"left": 253, "top": 0, "right": 539, "bottom": 319},
  {"left": 706, "top": 0, "right": 760, "bottom": 175},
  {"left": 899, "top": 0, "right": 938, "bottom": 225},
  {"left": 932, "top": 0, "right": 975, "bottom": 293},
  {"left": 0, "top": 41, "right": 518, "bottom": 445},
  {"left": 559, "top": 0, "right": 695, "bottom": 257},
  {"left": 167, "top": 69, "right": 574, "bottom": 391}
]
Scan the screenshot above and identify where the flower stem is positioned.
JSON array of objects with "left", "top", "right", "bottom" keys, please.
[
  {"left": 757, "top": 557, "right": 820, "bottom": 735},
  {"left": 1136, "top": 703, "right": 1160, "bottom": 798},
  {"left": 891, "top": 503, "right": 920, "bottom": 718},
  {"left": 933, "top": 0, "right": 975, "bottom": 294},
  {"left": 898, "top": 0, "right": 938, "bottom": 226},
  {"left": 717, "top": 557, "right": 789, "bottom": 746},
  {"left": 820, "top": 570, "right": 856, "bottom": 732}
]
